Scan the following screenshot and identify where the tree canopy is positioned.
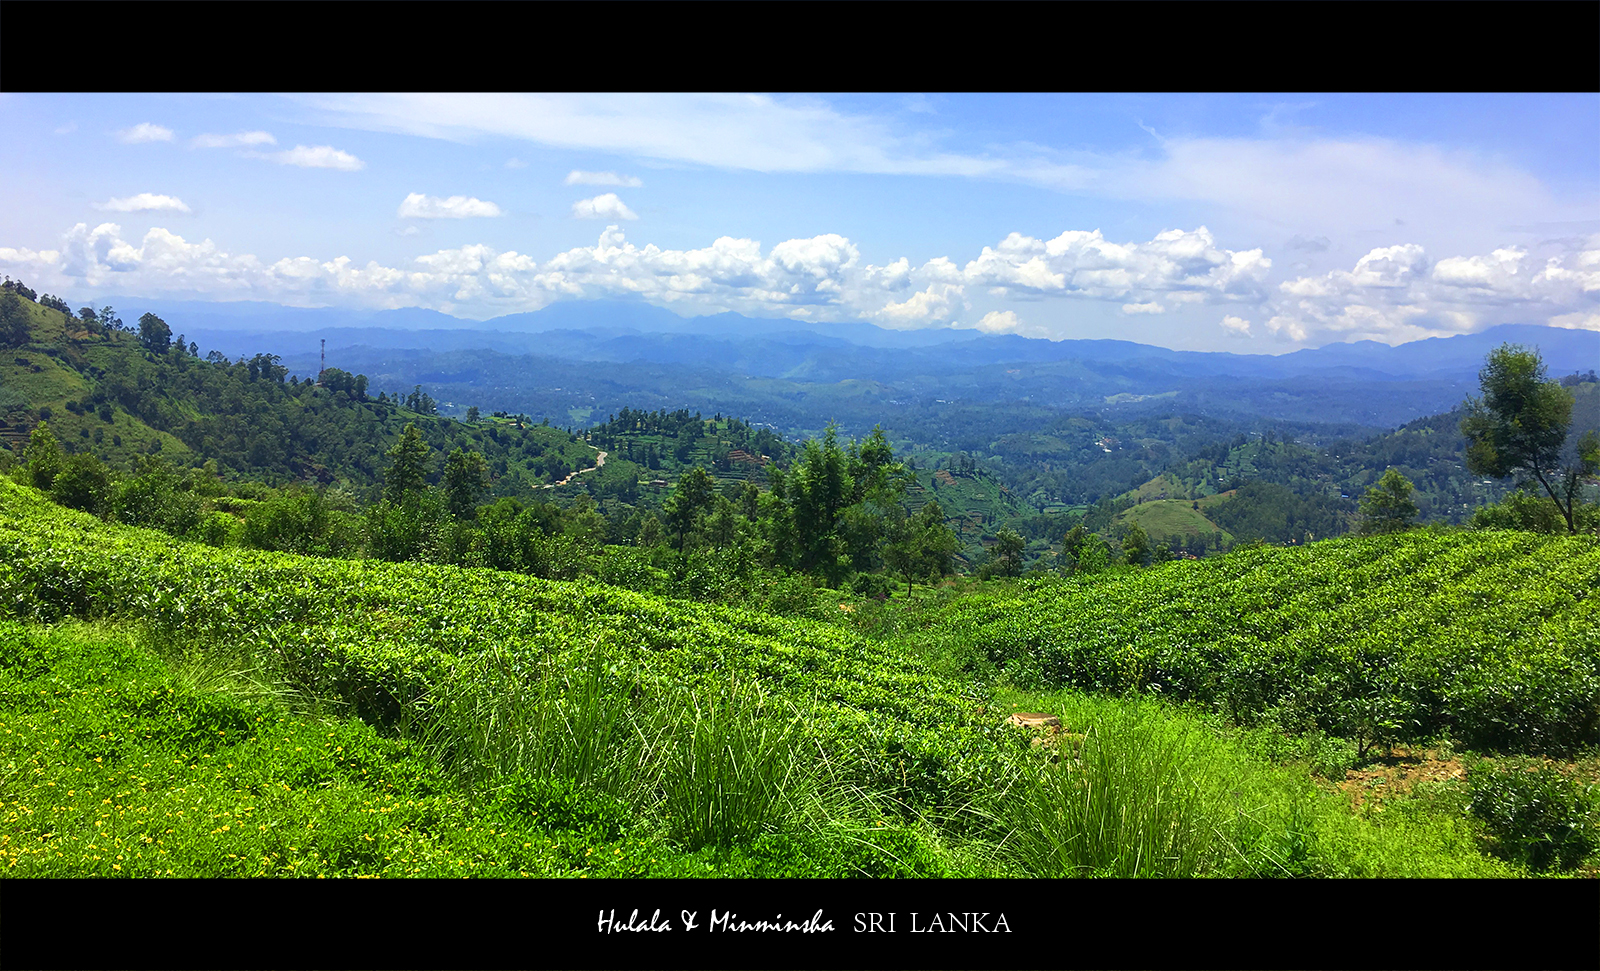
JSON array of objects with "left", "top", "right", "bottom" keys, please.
[{"left": 1461, "top": 344, "right": 1599, "bottom": 534}]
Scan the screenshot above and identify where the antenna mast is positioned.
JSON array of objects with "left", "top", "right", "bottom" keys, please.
[{"left": 318, "top": 339, "right": 326, "bottom": 386}]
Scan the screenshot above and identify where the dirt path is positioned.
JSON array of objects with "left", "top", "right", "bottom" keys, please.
[{"left": 543, "top": 447, "right": 607, "bottom": 489}]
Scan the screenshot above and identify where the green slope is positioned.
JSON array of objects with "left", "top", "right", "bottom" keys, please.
[{"left": 926, "top": 528, "right": 1600, "bottom": 754}]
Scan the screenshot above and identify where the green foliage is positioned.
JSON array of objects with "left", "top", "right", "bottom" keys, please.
[
  {"left": 242, "top": 486, "right": 358, "bottom": 557},
  {"left": 1462, "top": 344, "right": 1594, "bottom": 534},
  {"left": 663, "top": 466, "right": 715, "bottom": 551},
  {"left": 442, "top": 448, "right": 489, "bottom": 520},
  {"left": 1467, "top": 758, "right": 1598, "bottom": 872},
  {"left": 660, "top": 681, "right": 807, "bottom": 850},
  {"left": 1470, "top": 489, "right": 1598, "bottom": 535},
  {"left": 383, "top": 423, "right": 431, "bottom": 506},
  {"left": 1357, "top": 468, "right": 1419, "bottom": 535},
  {"left": 21, "top": 422, "right": 63, "bottom": 491},
  {"left": 1120, "top": 521, "right": 1150, "bottom": 567},
  {"left": 137, "top": 313, "right": 172, "bottom": 354},
  {"left": 109, "top": 457, "right": 202, "bottom": 537},
  {"left": 925, "top": 529, "right": 1600, "bottom": 754},
  {"left": 1000, "top": 702, "right": 1243, "bottom": 877},
  {"left": 981, "top": 527, "right": 1027, "bottom": 578},
  {"left": 0, "top": 291, "right": 30, "bottom": 347},
  {"left": 51, "top": 453, "right": 112, "bottom": 516}
]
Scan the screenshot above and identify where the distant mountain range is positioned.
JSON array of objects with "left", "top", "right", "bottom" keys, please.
[{"left": 106, "top": 297, "right": 1598, "bottom": 433}]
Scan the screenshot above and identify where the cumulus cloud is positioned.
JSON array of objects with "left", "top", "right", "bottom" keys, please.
[
  {"left": 1264, "top": 236, "right": 1600, "bottom": 343},
  {"left": 117, "top": 123, "right": 173, "bottom": 144},
  {"left": 398, "top": 193, "right": 505, "bottom": 219},
  {"left": 95, "top": 193, "right": 192, "bottom": 214},
  {"left": 261, "top": 145, "right": 365, "bottom": 171},
  {"left": 572, "top": 194, "right": 638, "bottom": 220},
  {"left": 565, "top": 170, "right": 642, "bottom": 187},
  {"left": 1220, "top": 314, "right": 1252, "bottom": 337},
  {"left": 975, "top": 310, "right": 1022, "bottom": 334},
  {"left": 954, "top": 226, "right": 1271, "bottom": 307},
  {"left": 876, "top": 283, "right": 964, "bottom": 325},
  {"left": 8, "top": 217, "right": 1594, "bottom": 344},
  {"left": 191, "top": 131, "right": 276, "bottom": 149},
  {"left": 504, "top": 158, "right": 528, "bottom": 169}
]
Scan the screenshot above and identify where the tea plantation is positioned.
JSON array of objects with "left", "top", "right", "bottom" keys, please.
[{"left": 0, "top": 477, "right": 1588, "bottom": 877}]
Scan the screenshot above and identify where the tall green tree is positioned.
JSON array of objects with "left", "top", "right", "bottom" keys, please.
[
  {"left": 884, "top": 499, "right": 959, "bottom": 594},
  {"left": 383, "top": 423, "right": 432, "bottom": 506},
  {"left": 1357, "top": 468, "right": 1420, "bottom": 535},
  {"left": 664, "top": 466, "right": 715, "bottom": 551},
  {"left": 442, "top": 448, "right": 490, "bottom": 520},
  {"left": 1461, "top": 344, "right": 1599, "bottom": 534},
  {"left": 138, "top": 312, "right": 172, "bottom": 354}
]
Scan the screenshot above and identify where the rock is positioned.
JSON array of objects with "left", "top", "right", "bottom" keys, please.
[{"left": 1006, "top": 713, "right": 1061, "bottom": 730}]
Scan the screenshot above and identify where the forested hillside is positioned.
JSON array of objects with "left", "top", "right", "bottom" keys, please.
[{"left": 0, "top": 290, "right": 596, "bottom": 496}]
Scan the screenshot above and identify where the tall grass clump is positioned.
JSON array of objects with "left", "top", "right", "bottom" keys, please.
[
  {"left": 1000, "top": 701, "right": 1230, "bottom": 877},
  {"left": 415, "top": 635, "right": 655, "bottom": 800},
  {"left": 658, "top": 680, "right": 809, "bottom": 851}
]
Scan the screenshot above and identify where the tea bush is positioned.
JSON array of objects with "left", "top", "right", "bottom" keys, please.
[{"left": 1467, "top": 758, "right": 1598, "bottom": 872}]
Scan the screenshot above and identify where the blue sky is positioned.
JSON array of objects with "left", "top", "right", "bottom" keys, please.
[{"left": 1, "top": 92, "right": 1596, "bottom": 352}]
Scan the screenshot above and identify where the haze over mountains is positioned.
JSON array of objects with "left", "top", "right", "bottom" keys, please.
[{"left": 111, "top": 298, "right": 1598, "bottom": 436}]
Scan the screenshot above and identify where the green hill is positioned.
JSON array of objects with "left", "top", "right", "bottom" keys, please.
[
  {"left": 926, "top": 528, "right": 1600, "bottom": 754},
  {"left": 0, "top": 477, "right": 1550, "bottom": 877},
  {"left": 0, "top": 298, "right": 596, "bottom": 496}
]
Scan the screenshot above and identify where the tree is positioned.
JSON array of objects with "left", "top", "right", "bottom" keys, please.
[
  {"left": 664, "top": 466, "right": 715, "bottom": 551},
  {"left": 138, "top": 312, "right": 172, "bottom": 354},
  {"left": 21, "top": 422, "right": 63, "bottom": 491},
  {"left": 982, "top": 527, "right": 1026, "bottom": 578},
  {"left": 442, "top": 448, "right": 490, "bottom": 519},
  {"left": 0, "top": 291, "right": 30, "bottom": 347},
  {"left": 383, "top": 423, "right": 432, "bottom": 506},
  {"left": 1357, "top": 468, "right": 1419, "bottom": 535},
  {"left": 465, "top": 406, "right": 480, "bottom": 424},
  {"left": 884, "top": 499, "right": 960, "bottom": 594},
  {"left": 1461, "top": 344, "right": 1599, "bottom": 535},
  {"left": 1121, "top": 521, "right": 1151, "bottom": 566},
  {"left": 51, "top": 453, "right": 112, "bottom": 515}
]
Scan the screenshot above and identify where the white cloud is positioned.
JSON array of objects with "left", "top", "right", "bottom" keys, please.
[
  {"left": 505, "top": 158, "right": 528, "bottom": 169},
  {"left": 975, "top": 310, "right": 1022, "bottom": 334},
  {"left": 261, "top": 145, "right": 365, "bottom": 171},
  {"left": 1264, "top": 236, "right": 1600, "bottom": 343},
  {"left": 398, "top": 193, "right": 505, "bottom": 219},
  {"left": 955, "top": 226, "right": 1272, "bottom": 306},
  {"left": 9, "top": 219, "right": 1595, "bottom": 344},
  {"left": 191, "top": 131, "right": 276, "bottom": 149},
  {"left": 1220, "top": 314, "right": 1252, "bottom": 337},
  {"left": 295, "top": 96, "right": 1580, "bottom": 257},
  {"left": 95, "top": 193, "right": 192, "bottom": 214},
  {"left": 300, "top": 93, "right": 1006, "bottom": 177},
  {"left": 117, "top": 123, "right": 173, "bottom": 144},
  {"left": 572, "top": 193, "right": 638, "bottom": 220},
  {"left": 876, "top": 283, "right": 964, "bottom": 325},
  {"left": 565, "top": 170, "right": 642, "bottom": 187},
  {"left": 1122, "top": 302, "right": 1164, "bottom": 315}
]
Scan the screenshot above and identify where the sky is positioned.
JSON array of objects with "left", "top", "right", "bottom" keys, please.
[{"left": 0, "top": 92, "right": 1596, "bottom": 353}]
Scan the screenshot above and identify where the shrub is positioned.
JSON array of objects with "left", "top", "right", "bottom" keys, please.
[{"left": 1467, "top": 758, "right": 1598, "bottom": 872}]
